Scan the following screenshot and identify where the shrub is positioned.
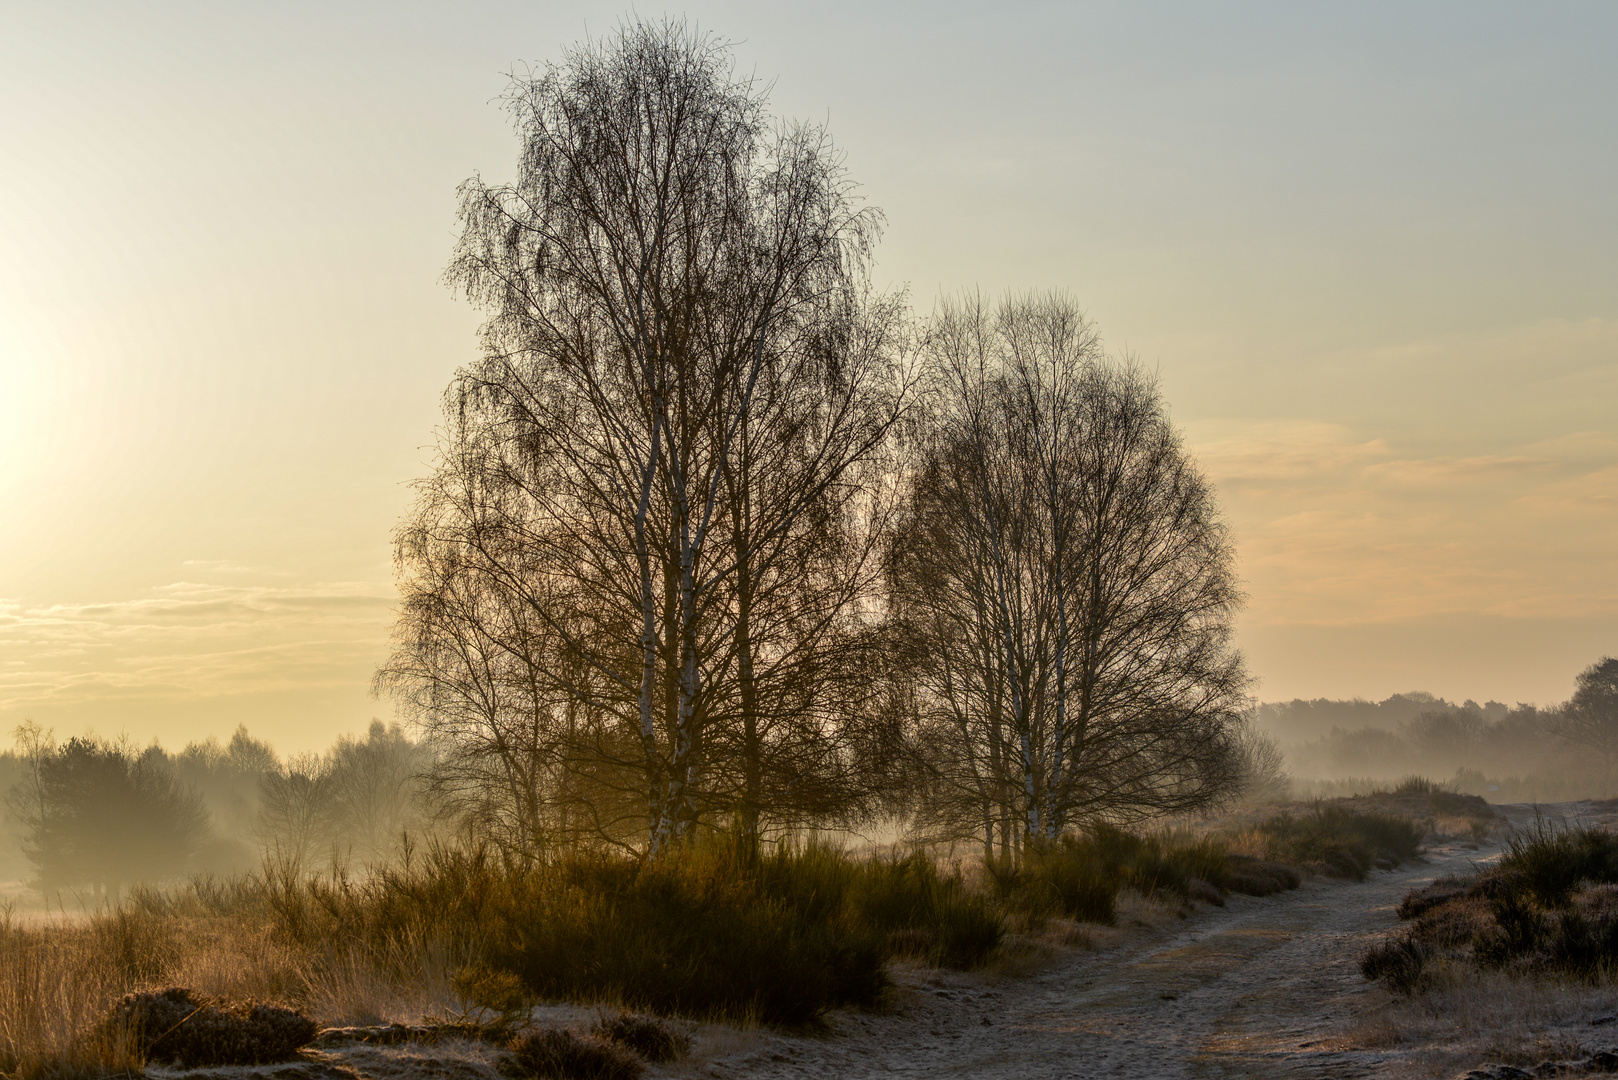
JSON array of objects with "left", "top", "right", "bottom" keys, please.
[
  {"left": 1497, "top": 820, "right": 1618, "bottom": 907},
  {"left": 1409, "top": 896, "right": 1493, "bottom": 948},
  {"left": 1397, "top": 875, "right": 1470, "bottom": 920},
  {"left": 929, "top": 891, "right": 1008, "bottom": 967},
  {"left": 593, "top": 1012, "right": 688, "bottom": 1063},
  {"left": 1475, "top": 889, "right": 1550, "bottom": 967},
  {"left": 96, "top": 987, "right": 316, "bottom": 1067},
  {"left": 1547, "top": 904, "right": 1618, "bottom": 974},
  {"left": 986, "top": 825, "right": 1298, "bottom": 925},
  {"left": 487, "top": 848, "right": 888, "bottom": 1026},
  {"left": 506, "top": 1028, "right": 642, "bottom": 1080},
  {"left": 1222, "top": 855, "right": 1301, "bottom": 897},
  {"left": 1251, "top": 805, "right": 1421, "bottom": 880},
  {"left": 453, "top": 964, "right": 532, "bottom": 1030},
  {"left": 989, "top": 835, "right": 1118, "bottom": 925},
  {"left": 1360, "top": 934, "right": 1431, "bottom": 995},
  {"left": 1380, "top": 825, "right": 1618, "bottom": 986},
  {"left": 842, "top": 850, "right": 1004, "bottom": 967}
]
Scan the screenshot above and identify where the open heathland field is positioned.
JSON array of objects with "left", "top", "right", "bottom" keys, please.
[{"left": 13, "top": 792, "right": 1604, "bottom": 1080}]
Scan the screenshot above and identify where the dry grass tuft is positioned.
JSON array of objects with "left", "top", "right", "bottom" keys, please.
[
  {"left": 592, "top": 1011, "right": 689, "bottom": 1063},
  {"left": 505, "top": 1027, "right": 643, "bottom": 1080}
]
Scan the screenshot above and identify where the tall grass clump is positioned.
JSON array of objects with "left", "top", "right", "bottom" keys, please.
[
  {"left": 986, "top": 824, "right": 1300, "bottom": 927},
  {"left": 483, "top": 844, "right": 889, "bottom": 1025},
  {"left": 1495, "top": 819, "right": 1618, "bottom": 906},
  {"left": 0, "top": 905, "right": 179, "bottom": 1080},
  {"left": 1246, "top": 804, "right": 1422, "bottom": 880}
]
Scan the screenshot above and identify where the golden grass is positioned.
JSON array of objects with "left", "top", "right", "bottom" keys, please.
[{"left": 0, "top": 901, "right": 454, "bottom": 1080}]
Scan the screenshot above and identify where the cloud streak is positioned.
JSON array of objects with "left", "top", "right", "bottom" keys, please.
[
  {"left": 1187, "top": 421, "right": 1618, "bottom": 627},
  {"left": 0, "top": 580, "right": 394, "bottom": 714}
]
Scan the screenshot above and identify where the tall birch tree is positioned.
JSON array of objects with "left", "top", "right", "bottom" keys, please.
[{"left": 384, "top": 20, "right": 910, "bottom": 854}]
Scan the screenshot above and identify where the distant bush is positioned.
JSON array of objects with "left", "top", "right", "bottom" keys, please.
[
  {"left": 1247, "top": 805, "right": 1421, "bottom": 880},
  {"left": 987, "top": 824, "right": 1306, "bottom": 926},
  {"left": 1221, "top": 855, "right": 1303, "bottom": 896}
]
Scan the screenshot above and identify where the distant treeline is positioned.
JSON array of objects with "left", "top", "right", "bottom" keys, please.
[
  {"left": 1255, "top": 693, "right": 1515, "bottom": 743},
  {"left": 0, "top": 720, "right": 431, "bottom": 900},
  {"left": 1257, "top": 686, "right": 1609, "bottom": 802}
]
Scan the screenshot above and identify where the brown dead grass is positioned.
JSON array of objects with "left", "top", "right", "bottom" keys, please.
[
  {"left": 0, "top": 905, "right": 455, "bottom": 1080},
  {"left": 1345, "top": 965, "right": 1618, "bottom": 1078}
]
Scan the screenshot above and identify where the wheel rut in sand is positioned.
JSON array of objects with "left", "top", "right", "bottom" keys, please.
[{"left": 702, "top": 832, "right": 1509, "bottom": 1080}]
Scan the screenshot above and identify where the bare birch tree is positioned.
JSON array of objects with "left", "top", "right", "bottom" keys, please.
[
  {"left": 891, "top": 294, "right": 1247, "bottom": 856},
  {"left": 383, "top": 20, "right": 911, "bottom": 854}
]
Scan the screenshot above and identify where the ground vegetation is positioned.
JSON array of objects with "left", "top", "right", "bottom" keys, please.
[{"left": 1363, "top": 820, "right": 1618, "bottom": 996}]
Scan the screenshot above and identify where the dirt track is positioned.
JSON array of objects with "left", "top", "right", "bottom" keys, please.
[{"left": 687, "top": 822, "right": 1531, "bottom": 1080}]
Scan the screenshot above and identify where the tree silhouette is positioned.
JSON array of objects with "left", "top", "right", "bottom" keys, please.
[
  {"left": 890, "top": 294, "right": 1247, "bottom": 855},
  {"left": 383, "top": 18, "right": 910, "bottom": 854},
  {"left": 16, "top": 735, "right": 208, "bottom": 900},
  {"left": 1552, "top": 656, "right": 1618, "bottom": 784}
]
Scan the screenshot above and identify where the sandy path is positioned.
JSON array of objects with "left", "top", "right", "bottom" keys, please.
[{"left": 693, "top": 832, "right": 1517, "bottom": 1080}]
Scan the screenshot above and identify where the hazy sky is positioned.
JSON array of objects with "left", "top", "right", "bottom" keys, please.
[{"left": 2, "top": 1, "right": 1615, "bottom": 752}]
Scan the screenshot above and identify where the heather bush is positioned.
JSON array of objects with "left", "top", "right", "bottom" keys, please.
[
  {"left": 1360, "top": 934, "right": 1431, "bottom": 995},
  {"left": 1249, "top": 804, "right": 1421, "bottom": 880},
  {"left": 1367, "top": 823, "right": 1618, "bottom": 993},
  {"left": 593, "top": 1012, "right": 688, "bottom": 1063},
  {"left": 986, "top": 824, "right": 1304, "bottom": 927},
  {"left": 1496, "top": 819, "right": 1618, "bottom": 906},
  {"left": 506, "top": 1027, "right": 642, "bottom": 1080},
  {"left": 96, "top": 987, "right": 316, "bottom": 1067}
]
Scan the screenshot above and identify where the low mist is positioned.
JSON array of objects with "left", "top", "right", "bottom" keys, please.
[
  {"left": 3, "top": 674, "right": 1610, "bottom": 907},
  {"left": 1257, "top": 690, "right": 1603, "bottom": 803},
  {"left": 0, "top": 720, "right": 434, "bottom": 908}
]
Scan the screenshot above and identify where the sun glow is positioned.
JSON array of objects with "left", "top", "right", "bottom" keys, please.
[{"left": 0, "top": 318, "right": 45, "bottom": 501}]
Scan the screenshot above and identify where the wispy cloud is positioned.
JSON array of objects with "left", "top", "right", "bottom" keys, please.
[{"left": 0, "top": 580, "right": 394, "bottom": 713}]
